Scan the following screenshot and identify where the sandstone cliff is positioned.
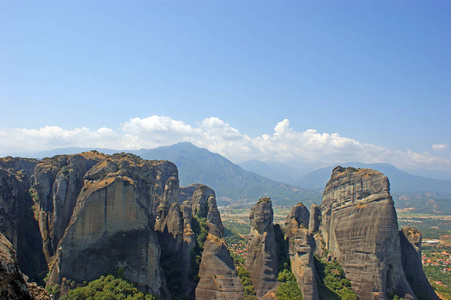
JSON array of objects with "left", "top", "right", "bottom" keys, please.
[
  {"left": 0, "top": 232, "right": 50, "bottom": 300},
  {"left": 195, "top": 186, "right": 243, "bottom": 300},
  {"left": 308, "top": 203, "right": 320, "bottom": 233},
  {"left": 0, "top": 165, "right": 47, "bottom": 283},
  {"left": 245, "top": 197, "right": 279, "bottom": 298},
  {"left": 30, "top": 152, "right": 107, "bottom": 264},
  {"left": 46, "top": 153, "right": 176, "bottom": 299},
  {"left": 285, "top": 203, "right": 319, "bottom": 300},
  {"left": 320, "top": 166, "right": 416, "bottom": 300},
  {"left": 400, "top": 227, "right": 438, "bottom": 300}
]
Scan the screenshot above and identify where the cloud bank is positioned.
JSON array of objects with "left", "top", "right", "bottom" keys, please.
[{"left": 1, "top": 115, "right": 450, "bottom": 171}]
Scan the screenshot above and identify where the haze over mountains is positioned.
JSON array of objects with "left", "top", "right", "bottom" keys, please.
[{"left": 21, "top": 142, "right": 451, "bottom": 213}]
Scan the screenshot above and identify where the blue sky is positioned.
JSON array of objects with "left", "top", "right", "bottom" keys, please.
[{"left": 1, "top": 1, "right": 450, "bottom": 172}]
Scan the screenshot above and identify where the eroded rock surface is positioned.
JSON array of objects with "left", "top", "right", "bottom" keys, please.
[
  {"left": 46, "top": 153, "right": 176, "bottom": 299},
  {"left": 195, "top": 190, "right": 243, "bottom": 300},
  {"left": 245, "top": 197, "right": 279, "bottom": 298},
  {"left": 400, "top": 227, "right": 438, "bottom": 300},
  {"left": 285, "top": 203, "right": 319, "bottom": 300},
  {"left": 308, "top": 203, "right": 320, "bottom": 233},
  {"left": 0, "top": 232, "right": 50, "bottom": 300},
  {"left": 321, "top": 166, "right": 416, "bottom": 300},
  {"left": 30, "top": 152, "right": 107, "bottom": 263},
  {"left": 0, "top": 166, "right": 47, "bottom": 283}
]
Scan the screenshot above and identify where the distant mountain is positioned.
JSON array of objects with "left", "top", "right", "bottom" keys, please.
[
  {"left": 297, "top": 162, "right": 451, "bottom": 195},
  {"left": 239, "top": 160, "right": 300, "bottom": 184},
  {"left": 296, "top": 162, "right": 451, "bottom": 214},
  {"left": 136, "top": 142, "right": 320, "bottom": 206}
]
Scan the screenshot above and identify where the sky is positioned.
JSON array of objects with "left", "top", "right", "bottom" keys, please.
[{"left": 1, "top": 1, "right": 450, "bottom": 173}]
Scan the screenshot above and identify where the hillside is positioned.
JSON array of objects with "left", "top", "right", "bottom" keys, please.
[{"left": 136, "top": 143, "right": 320, "bottom": 206}]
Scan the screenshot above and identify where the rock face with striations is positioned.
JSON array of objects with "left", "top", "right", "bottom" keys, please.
[
  {"left": 308, "top": 203, "right": 320, "bottom": 233},
  {"left": 0, "top": 232, "right": 50, "bottom": 300},
  {"left": 320, "top": 166, "right": 416, "bottom": 300},
  {"left": 46, "top": 153, "right": 176, "bottom": 299},
  {"left": 245, "top": 197, "right": 279, "bottom": 298},
  {"left": 195, "top": 186, "right": 243, "bottom": 300},
  {"left": 285, "top": 203, "right": 319, "bottom": 300},
  {"left": 30, "top": 152, "right": 107, "bottom": 264},
  {"left": 0, "top": 161, "right": 47, "bottom": 283},
  {"left": 400, "top": 227, "right": 438, "bottom": 300}
]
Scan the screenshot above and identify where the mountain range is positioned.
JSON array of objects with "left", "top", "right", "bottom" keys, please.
[{"left": 20, "top": 142, "right": 451, "bottom": 213}]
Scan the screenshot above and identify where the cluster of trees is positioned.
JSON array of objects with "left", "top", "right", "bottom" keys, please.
[
  {"left": 237, "top": 266, "right": 257, "bottom": 300},
  {"left": 314, "top": 256, "right": 358, "bottom": 300},
  {"left": 60, "top": 275, "right": 160, "bottom": 300},
  {"left": 276, "top": 267, "right": 303, "bottom": 300}
]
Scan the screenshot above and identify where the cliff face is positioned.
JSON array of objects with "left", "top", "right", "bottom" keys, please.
[
  {"left": 46, "top": 153, "right": 177, "bottom": 299},
  {"left": 0, "top": 165, "right": 47, "bottom": 283},
  {"left": 0, "top": 232, "right": 50, "bottom": 300},
  {"left": 30, "top": 152, "right": 107, "bottom": 263},
  {"left": 285, "top": 203, "right": 319, "bottom": 300},
  {"left": 320, "top": 166, "right": 415, "bottom": 300},
  {"left": 245, "top": 197, "right": 279, "bottom": 298},
  {"left": 195, "top": 186, "right": 243, "bottom": 300},
  {"left": 400, "top": 228, "right": 438, "bottom": 300}
]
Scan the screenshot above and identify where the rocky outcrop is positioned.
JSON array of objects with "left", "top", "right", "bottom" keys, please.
[
  {"left": 285, "top": 202, "right": 309, "bottom": 229},
  {"left": 320, "top": 166, "right": 416, "bottom": 300},
  {"left": 30, "top": 152, "right": 107, "bottom": 263},
  {"left": 195, "top": 189, "right": 243, "bottom": 300},
  {"left": 400, "top": 227, "right": 438, "bottom": 300},
  {"left": 0, "top": 166, "right": 47, "bottom": 283},
  {"left": 0, "top": 157, "right": 38, "bottom": 178},
  {"left": 285, "top": 203, "right": 319, "bottom": 300},
  {"left": 46, "top": 153, "right": 177, "bottom": 299},
  {"left": 0, "top": 232, "right": 50, "bottom": 300},
  {"left": 245, "top": 197, "right": 279, "bottom": 298},
  {"left": 308, "top": 203, "right": 320, "bottom": 233}
]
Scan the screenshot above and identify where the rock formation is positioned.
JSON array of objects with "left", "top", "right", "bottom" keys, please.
[
  {"left": 245, "top": 197, "right": 279, "bottom": 298},
  {"left": 285, "top": 203, "right": 319, "bottom": 300},
  {"left": 46, "top": 153, "right": 176, "bottom": 299},
  {"left": 320, "top": 166, "right": 416, "bottom": 300},
  {"left": 400, "top": 227, "right": 438, "bottom": 300},
  {"left": 0, "top": 232, "right": 50, "bottom": 300},
  {"left": 195, "top": 187, "right": 243, "bottom": 300},
  {"left": 30, "top": 152, "right": 107, "bottom": 263},
  {"left": 308, "top": 203, "right": 320, "bottom": 233},
  {"left": 0, "top": 165, "right": 47, "bottom": 283}
]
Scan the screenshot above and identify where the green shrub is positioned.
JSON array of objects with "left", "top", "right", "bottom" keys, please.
[
  {"left": 276, "top": 268, "right": 303, "bottom": 300},
  {"left": 66, "top": 274, "right": 160, "bottom": 300},
  {"left": 237, "top": 267, "right": 256, "bottom": 300},
  {"left": 313, "top": 255, "right": 357, "bottom": 300}
]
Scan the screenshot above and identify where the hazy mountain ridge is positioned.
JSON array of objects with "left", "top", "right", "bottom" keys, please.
[
  {"left": 136, "top": 142, "right": 320, "bottom": 206},
  {"left": 19, "top": 144, "right": 450, "bottom": 213}
]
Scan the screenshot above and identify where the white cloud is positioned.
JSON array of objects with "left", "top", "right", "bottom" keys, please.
[
  {"left": 1, "top": 116, "right": 450, "bottom": 171},
  {"left": 432, "top": 144, "right": 447, "bottom": 151}
]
